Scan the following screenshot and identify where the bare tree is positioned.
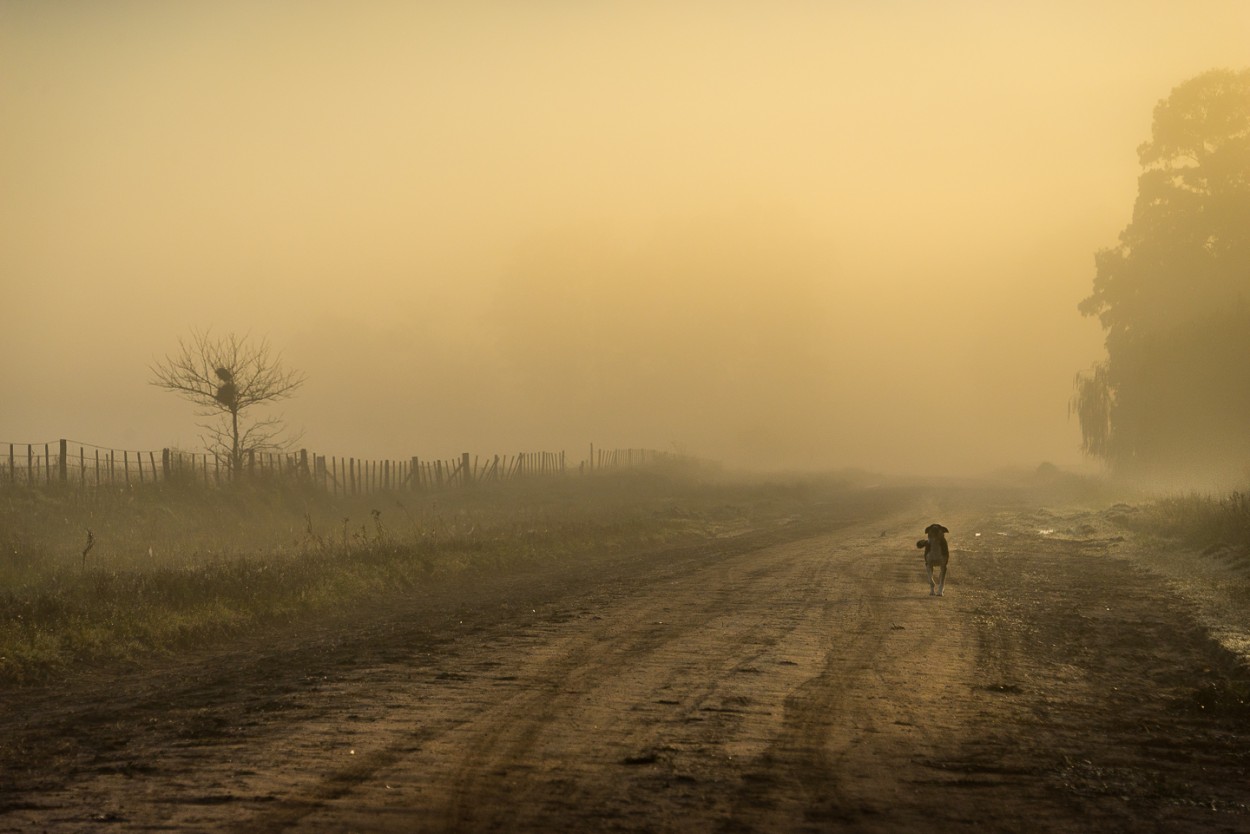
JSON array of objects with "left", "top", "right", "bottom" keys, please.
[{"left": 151, "top": 330, "right": 306, "bottom": 475}]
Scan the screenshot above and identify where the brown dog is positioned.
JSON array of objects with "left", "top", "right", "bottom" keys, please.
[{"left": 915, "top": 523, "right": 950, "bottom": 596}]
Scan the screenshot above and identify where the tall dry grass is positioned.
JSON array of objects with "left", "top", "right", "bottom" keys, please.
[
  {"left": 0, "top": 470, "right": 856, "bottom": 682},
  {"left": 1124, "top": 491, "right": 1250, "bottom": 556}
]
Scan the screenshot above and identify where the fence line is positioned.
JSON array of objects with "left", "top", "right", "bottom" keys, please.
[{"left": 0, "top": 440, "right": 697, "bottom": 494}]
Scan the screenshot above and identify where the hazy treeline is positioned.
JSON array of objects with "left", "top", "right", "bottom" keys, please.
[{"left": 1074, "top": 69, "right": 1250, "bottom": 484}]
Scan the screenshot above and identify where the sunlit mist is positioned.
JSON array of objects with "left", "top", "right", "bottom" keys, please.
[{"left": 3, "top": 1, "right": 1247, "bottom": 474}]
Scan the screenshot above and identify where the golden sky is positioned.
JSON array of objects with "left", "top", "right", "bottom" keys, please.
[{"left": 2, "top": 1, "right": 1248, "bottom": 472}]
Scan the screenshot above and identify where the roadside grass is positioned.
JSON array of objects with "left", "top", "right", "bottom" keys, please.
[
  {"left": 0, "top": 470, "right": 854, "bottom": 683},
  {"left": 1122, "top": 491, "right": 1250, "bottom": 558}
]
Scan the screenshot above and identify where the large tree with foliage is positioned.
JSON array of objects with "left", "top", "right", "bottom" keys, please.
[
  {"left": 1074, "top": 69, "right": 1250, "bottom": 480},
  {"left": 151, "top": 330, "right": 306, "bottom": 474}
]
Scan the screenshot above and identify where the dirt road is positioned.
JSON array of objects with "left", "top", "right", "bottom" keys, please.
[{"left": 2, "top": 490, "right": 1248, "bottom": 832}]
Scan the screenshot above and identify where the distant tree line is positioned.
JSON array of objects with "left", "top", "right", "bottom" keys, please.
[{"left": 1074, "top": 68, "right": 1250, "bottom": 481}]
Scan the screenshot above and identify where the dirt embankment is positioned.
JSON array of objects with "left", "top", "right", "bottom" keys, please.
[{"left": 0, "top": 492, "right": 1247, "bottom": 832}]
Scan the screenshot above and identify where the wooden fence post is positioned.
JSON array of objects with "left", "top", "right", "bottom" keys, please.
[
  {"left": 57, "top": 439, "right": 67, "bottom": 484},
  {"left": 461, "top": 452, "right": 472, "bottom": 487},
  {"left": 410, "top": 457, "right": 419, "bottom": 491},
  {"left": 162, "top": 448, "right": 171, "bottom": 481}
]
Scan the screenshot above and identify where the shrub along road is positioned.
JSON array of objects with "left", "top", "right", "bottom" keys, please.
[{"left": 0, "top": 488, "right": 1247, "bottom": 832}]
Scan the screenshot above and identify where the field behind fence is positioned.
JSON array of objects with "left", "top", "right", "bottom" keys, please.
[{"left": 1, "top": 440, "right": 696, "bottom": 494}]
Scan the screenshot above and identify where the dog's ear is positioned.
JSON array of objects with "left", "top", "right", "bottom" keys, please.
[{"left": 940, "top": 525, "right": 949, "bottom": 534}]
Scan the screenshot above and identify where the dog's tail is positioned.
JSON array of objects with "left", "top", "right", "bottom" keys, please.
[{"left": 916, "top": 539, "right": 928, "bottom": 550}]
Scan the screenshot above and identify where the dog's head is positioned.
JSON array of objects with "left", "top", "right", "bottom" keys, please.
[{"left": 924, "top": 523, "right": 949, "bottom": 538}]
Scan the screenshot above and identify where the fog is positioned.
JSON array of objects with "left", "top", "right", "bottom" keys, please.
[{"left": 3, "top": 1, "right": 1247, "bottom": 474}]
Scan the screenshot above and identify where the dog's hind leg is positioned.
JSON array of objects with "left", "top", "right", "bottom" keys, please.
[
  {"left": 936, "top": 564, "right": 947, "bottom": 596},
  {"left": 927, "top": 565, "right": 936, "bottom": 595}
]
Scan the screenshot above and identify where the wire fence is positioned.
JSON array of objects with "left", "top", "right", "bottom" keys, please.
[{"left": 0, "top": 440, "right": 697, "bottom": 494}]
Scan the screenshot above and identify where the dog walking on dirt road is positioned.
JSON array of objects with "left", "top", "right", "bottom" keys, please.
[{"left": 916, "top": 523, "right": 950, "bottom": 596}]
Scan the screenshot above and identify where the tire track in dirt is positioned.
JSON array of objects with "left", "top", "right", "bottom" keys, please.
[
  {"left": 0, "top": 501, "right": 906, "bottom": 832},
  {"left": 3, "top": 495, "right": 1249, "bottom": 832},
  {"left": 712, "top": 525, "right": 984, "bottom": 833},
  {"left": 0, "top": 500, "right": 880, "bottom": 830},
  {"left": 252, "top": 518, "right": 916, "bottom": 833}
]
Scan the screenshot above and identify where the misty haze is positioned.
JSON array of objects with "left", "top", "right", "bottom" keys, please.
[
  {"left": 2, "top": 3, "right": 1250, "bottom": 832},
  {"left": 2, "top": 1, "right": 1169, "bottom": 475}
]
